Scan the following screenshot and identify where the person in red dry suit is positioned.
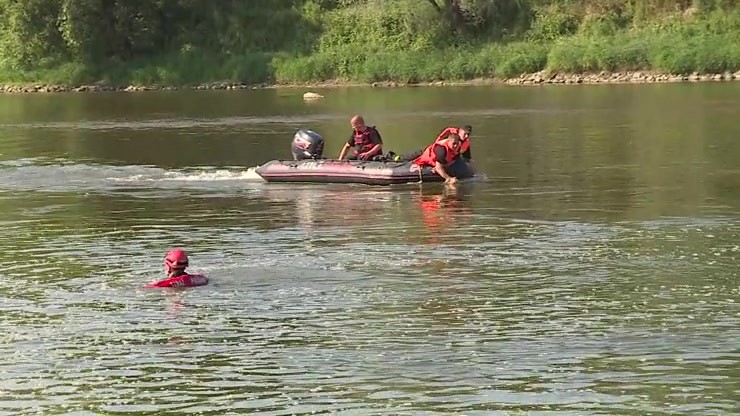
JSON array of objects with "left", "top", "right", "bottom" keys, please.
[{"left": 145, "top": 249, "right": 208, "bottom": 288}]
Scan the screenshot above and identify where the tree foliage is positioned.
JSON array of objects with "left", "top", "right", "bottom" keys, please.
[
  {"left": 0, "top": 0, "right": 322, "bottom": 68},
  {"left": 0, "top": 0, "right": 735, "bottom": 76}
]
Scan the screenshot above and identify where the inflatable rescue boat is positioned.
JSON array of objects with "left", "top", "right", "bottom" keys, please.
[{"left": 254, "top": 130, "right": 475, "bottom": 186}]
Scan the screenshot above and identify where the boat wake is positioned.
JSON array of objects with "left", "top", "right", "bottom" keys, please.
[
  {"left": 0, "top": 158, "right": 265, "bottom": 194},
  {"left": 110, "top": 166, "right": 265, "bottom": 183}
]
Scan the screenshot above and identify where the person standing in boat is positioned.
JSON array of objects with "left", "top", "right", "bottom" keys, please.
[
  {"left": 413, "top": 133, "right": 463, "bottom": 185},
  {"left": 338, "top": 115, "right": 383, "bottom": 161},
  {"left": 145, "top": 249, "right": 208, "bottom": 288}
]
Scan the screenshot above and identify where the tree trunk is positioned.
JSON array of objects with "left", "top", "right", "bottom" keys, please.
[{"left": 425, "top": 0, "right": 467, "bottom": 34}]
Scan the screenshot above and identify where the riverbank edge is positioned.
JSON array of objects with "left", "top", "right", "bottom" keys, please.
[{"left": 1, "top": 70, "right": 739, "bottom": 93}]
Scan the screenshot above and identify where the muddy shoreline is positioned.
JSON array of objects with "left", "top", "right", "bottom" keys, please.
[{"left": 1, "top": 70, "right": 738, "bottom": 93}]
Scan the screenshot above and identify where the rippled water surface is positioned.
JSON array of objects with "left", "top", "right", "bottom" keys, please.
[{"left": 0, "top": 84, "right": 738, "bottom": 415}]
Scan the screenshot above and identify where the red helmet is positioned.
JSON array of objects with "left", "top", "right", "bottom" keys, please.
[{"left": 164, "top": 249, "right": 189, "bottom": 271}]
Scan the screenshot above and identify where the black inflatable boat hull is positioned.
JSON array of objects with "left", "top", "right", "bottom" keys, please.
[{"left": 255, "top": 158, "right": 474, "bottom": 185}]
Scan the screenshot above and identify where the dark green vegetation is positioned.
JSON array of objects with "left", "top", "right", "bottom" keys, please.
[{"left": 0, "top": 0, "right": 738, "bottom": 87}]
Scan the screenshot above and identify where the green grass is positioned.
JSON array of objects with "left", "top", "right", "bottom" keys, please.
[
  {"left": 270, "top": 26, "right": 737, "bottom": 85},
  {"left": 0, "top": 8, "right": 737, "bottom": 87}
]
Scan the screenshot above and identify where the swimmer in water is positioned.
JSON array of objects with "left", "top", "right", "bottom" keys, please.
[{"left": 145, "top": 249, "right": 208, "bottom": 288}]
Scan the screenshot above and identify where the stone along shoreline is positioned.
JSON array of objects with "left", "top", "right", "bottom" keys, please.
[{"left": 1, "top": 70, "right": 738, "bottom": 93}]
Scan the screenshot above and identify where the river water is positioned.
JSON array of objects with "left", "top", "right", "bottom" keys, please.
[{"left": 0, "top": 84, "right": 738, "bottom": 415}]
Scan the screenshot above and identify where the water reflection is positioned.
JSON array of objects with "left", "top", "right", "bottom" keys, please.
[
  {"left": 250, "top": 183, "right": 479, "bottom": 237},
  {"left": 252, "top": 185, "right": 405, "bottom": 229},
  {"left": 414, "top": 185, "right": 475, "bottom": 245},
  {"left": 0, "top": 84, "right": 738, "bottom": 415}
]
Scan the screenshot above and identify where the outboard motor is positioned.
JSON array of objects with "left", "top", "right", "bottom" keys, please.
[{"left": 291, "top": 129, "right": 324, "bottom": 160}]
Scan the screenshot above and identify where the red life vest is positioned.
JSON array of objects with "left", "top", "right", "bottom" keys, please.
[
  {"left": 352, "top": 126, "right": 379, "bottom": 155},
  {"left": 435, "top": 127, "right": 470, "bottom": 154},
  {"left": 459, "top": 139, "right": 470, "bottom": 154},
  {"left": 414, "top": 139, "right": 460, "bottom": 167},
  {"left": 145, "top": 273, "right": 208, "bottom": 288},
  {"left": 435, "top": 127, "right": 459, "bottom": 142}
]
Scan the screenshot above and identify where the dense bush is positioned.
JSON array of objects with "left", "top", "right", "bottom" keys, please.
[{"left": 0, "top": 0, "right": 737, "bottom": 85}]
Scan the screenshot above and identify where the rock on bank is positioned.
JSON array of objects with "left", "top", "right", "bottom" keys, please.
[{"left": 1, "top": 71, "right": 739, "bottom": 93}]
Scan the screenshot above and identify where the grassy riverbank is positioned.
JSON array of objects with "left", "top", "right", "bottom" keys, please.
[{"left": 0, "top": 1, "right": 738, "bottom": 90}]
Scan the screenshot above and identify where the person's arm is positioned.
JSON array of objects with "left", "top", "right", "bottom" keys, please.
[
  {"left": 433, "top": 145, "right": 457, "bottom": 184},
  {"left": 434, "top": 160, "right": 453, "bottom": 180},
  {"left": 338, "top": 143, "right": 351, "bottom": 159},
  {"left": 339, "top": 135, "right": 354, "bottom": 159},
  {"left": 360, "top": 144, "right": 382, "bottom": 160},
  {"left": 435, "top": 127, "right": 453, "bottom": 142}
]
